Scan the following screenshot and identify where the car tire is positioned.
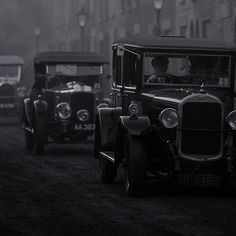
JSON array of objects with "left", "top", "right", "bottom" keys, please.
[
  {"left": 94, "top": 117, "right": 101, "bottom": 159},
  {"left": 34, "top": 113, "right": 47, "bottom": 155},
  {"left": 123, "top": 133, "right": 146, "bottom": 197},
  {"left": 25, "top": 130, "right": 34, "bottom": 150},
  {"left": 100, "top": 157, "right": 117, "bottom": 183}
]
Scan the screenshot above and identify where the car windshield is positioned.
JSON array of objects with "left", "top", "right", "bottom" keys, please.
[
  {"left": 0, "top": 66, "right": 19, "bottom": 78},
  {"left": 46, "top": 64, "right": 102, "bottom": 90},
  {"left": 144, "top": 53, "right": 231, "bottom": 87}
]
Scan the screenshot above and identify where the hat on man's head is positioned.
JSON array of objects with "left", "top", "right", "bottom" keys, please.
[{"left": 151, "top": 55, "right": 169, "bottom": 66}]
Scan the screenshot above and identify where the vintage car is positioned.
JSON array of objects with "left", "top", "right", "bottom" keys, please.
[
  {"left": 22, "top": 51, "right": 110, "bottom": 154},
  {"left": 94, "top": 36, "right": 236, "bottom": 196},
  {"left": 0, "top": 55, "right": 26, "bottom": 116}
]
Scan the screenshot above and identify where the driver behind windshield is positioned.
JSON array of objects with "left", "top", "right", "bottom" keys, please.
[{"left": 147, "top": 55, "right": 169, "bottom": 83}]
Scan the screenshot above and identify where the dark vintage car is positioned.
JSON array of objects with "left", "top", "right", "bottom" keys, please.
[
  {"left": 0, "top": 55, "right": 26, "bottom": 116},
  {"left": 94, "top": 36, "right": 236, "bottom": 196},
  {"left": 22, "top": 51, "right": 110, "bottom": 154}
]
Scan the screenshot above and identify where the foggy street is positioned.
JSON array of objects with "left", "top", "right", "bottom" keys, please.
[
  {"left": 0, "top": 123, "right": 235, "bottom": 236},
  {"left": 1, "top": 0, "right": 236, "bottom": 235}
]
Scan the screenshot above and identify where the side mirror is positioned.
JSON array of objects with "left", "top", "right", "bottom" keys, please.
[{"left": 117, "top": 44, "right": 124, "bottom": 57}]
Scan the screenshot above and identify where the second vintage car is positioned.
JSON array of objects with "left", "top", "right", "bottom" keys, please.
[
  {"left": 95, "top": 36, "right": 236, "bottom": 196},
  {"left": 22, "top": 51, "right": 110, "bottom": 154},
  {"left": 0, "top": 55, "right": 26, "bottom": 117}
]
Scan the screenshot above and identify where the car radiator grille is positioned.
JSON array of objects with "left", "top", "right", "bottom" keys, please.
[
  {"left": 71, "top": 92, "right": 95, "bottom": 123},
  {"left": 180, "top": 102, "right": 222, "bottom": 157},
  {"left": 0, "top": 84, "right": 15, "bottom": 103}
]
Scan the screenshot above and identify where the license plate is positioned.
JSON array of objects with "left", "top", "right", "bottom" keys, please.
[
  {"left": 177, "top": 174, "right": 221, "bottom": 187},
  {"left": 0, "top": 103, "right": 14, "bottom": 108},
  {"left": 75, "top": 124, "right": 95, "bottom": 131}
]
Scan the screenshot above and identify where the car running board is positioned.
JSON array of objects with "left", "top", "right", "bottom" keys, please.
[
  {"left": 100, "top": 151, "right": 115, "bottom": 163},
  {"left": 23, "top": 125, "right": 34, "bottom": 134}
]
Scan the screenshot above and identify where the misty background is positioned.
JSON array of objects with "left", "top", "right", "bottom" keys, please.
[{"left": 0, "top": 0, "right": 235, "bottom": 88}]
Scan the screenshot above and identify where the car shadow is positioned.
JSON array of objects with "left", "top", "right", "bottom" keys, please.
[{"left": 145, "top": 180, "right": 236, "bottom": 198}]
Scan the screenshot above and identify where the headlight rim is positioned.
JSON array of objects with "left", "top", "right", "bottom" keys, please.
[
  {"left": 77, "top": 109, "right": 90, "bottom": 122},
  {"left": 159, "top": 108, "right": 179, "bottom": 129},
  {"left": 56, "top": 102, "right": 72, "bottom": 120},
  {"left": 227, "top": 110, "right": 236, "bottom": 130}
]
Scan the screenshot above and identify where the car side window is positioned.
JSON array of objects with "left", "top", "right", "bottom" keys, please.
[
  {"left": 123, "top": 51, "right": 136, "bottom": 86},
  {"left": 112, "top": 48, "right": 121, "bottom": 85}
]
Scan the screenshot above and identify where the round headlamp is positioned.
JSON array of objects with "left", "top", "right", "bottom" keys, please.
[
  {"left": 17, "top": 87, "right": 27, "bottom": 97},
  {"left": 128, "top": 103, "right": 139, "bottom": 115},
  {"left": 77, "top": 109, "right": 89, "bottom": 122},
  {"left": 56, "top": 102, "right": 71, "bottom": 119},
  {"left": 159, "top": 108, "right": 179, "bottom": 128},
  {"left": 227, "top": 111, "right": 236, "bottom": 130}
]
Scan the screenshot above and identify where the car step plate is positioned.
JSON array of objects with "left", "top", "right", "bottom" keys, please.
[{"left": 177, "top": 174, "right": 221, "bottom": 187}]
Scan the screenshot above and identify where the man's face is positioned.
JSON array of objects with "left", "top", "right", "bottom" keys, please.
[{"left": 153, "top": 63, "right": 168, "bottom": 74}]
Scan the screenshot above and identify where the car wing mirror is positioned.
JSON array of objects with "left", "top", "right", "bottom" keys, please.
[{"left": 117, "top": 44, "right": 124, "bottom": 56}]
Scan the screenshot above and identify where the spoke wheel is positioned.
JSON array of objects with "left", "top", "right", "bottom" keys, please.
[{"left": 123, "top": 134, "right": 146, "bottom": 197}]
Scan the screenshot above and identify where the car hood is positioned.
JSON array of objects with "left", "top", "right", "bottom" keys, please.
[{"left": 143, "top": 86, "right": 231, "bottom": 110}]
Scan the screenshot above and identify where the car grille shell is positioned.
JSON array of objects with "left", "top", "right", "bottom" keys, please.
[
  {"left": 70, "top": 92, "right": 95, "bottom": 124},
  {"left": 178, "top": 94, "right": 223, "bottom": 161}
]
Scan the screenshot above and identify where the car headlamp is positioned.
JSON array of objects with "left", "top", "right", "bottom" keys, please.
[
  {"left": 56, "top": 102, "right": 72, "bottom": 119},
  {"left": 227, "top": 111, "right": 236, "bottom": 130},
  {"left": 77, "top": 109, "right": 89, "bottom": 122},
  {"left": 159, "top": 108, "right": 179, "bottom": 128},
  {"left": 17, "top": 87, "right": 27, "bottom": 97},
  {"left": 128, "top": 102, "right": 139, "bottom": 115}
]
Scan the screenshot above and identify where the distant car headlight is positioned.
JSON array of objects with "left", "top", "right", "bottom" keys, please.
[
  {"left": 159, "top": 108, "right": 179, "bottom": 128},
  {"left": 227, "top": 111, "right": 236, "bottom": 130},
  {"left": 56, "top": 102, "right": 72, "bottom": 119},
  {"left": 77, "top": 109, "right": 89, "bottom": 122},
  {"left": 17, "top": 87, "right": 27, "bottom": 97}
]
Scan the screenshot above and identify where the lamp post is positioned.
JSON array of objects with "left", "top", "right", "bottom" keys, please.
[
  {"left": 34, "top": 26, "right": 41, "bottom": 54},
  {"left": 153, "top": 0, "right": 164, "bottom": 36},
  {"left": 76, "top": 6, "right": 87, "bottom": 51}
]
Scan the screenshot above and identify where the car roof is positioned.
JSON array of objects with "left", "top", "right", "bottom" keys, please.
[
  {"left": 0, "top": 55, "right": 25, "bottom": 65},
  {"left": 34, "top": 51, "right": 109, "bottom": 64},
  {"left": 113, "top": 36, "right": 235, "bottom": 51}
]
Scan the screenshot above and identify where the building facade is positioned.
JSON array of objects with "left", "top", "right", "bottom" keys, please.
[
  {"left": 175, "top": 0, "right": 236, "bottom": 43},
  {"left": 40, "top": 0, "right": 176, "bottom": 62},
  {"left": 39, "top": 0, "right": 236, "bottom": 63}
]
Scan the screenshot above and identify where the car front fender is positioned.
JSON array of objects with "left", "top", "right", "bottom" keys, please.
[
  {"left": 34, "top": 99, "right": 47, "bottom": 113},
  {"left": 119, "top": 115, "right": 150, "bottom": 136},
  {"left": 97, "top": 107, "right": 122, "bottom": 149}
]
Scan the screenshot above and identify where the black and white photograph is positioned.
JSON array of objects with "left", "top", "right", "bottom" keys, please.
[{"left": 0, "top": 0, "right": 236, "bottom": 235}]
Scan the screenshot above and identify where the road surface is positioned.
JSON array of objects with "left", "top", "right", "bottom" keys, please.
[{"left": 0, "top": 121, "right": 236, "bottom": 236}]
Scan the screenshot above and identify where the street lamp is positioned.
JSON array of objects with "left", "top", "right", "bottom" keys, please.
[
  {"left": 34, "top": 26, "right": 41, "bottom": 54},
  {"left": 153, "top": 0, "right": 164, "bottom": 36},
  {"left": 76, "top": 6, "right": 87, "bottom": 51}
]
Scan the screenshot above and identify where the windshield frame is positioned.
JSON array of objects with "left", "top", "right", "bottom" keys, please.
[
  {"left": 45, "top": 64, "right": 103, "bottom": 76},
  {"left": 143, "top": 52, "right": 232, "bottom": 88},
  {"left": 0, "top": 65, "right": 21, "bottom": 79},
  {"left": 45, "top": 64, "right": 103, "bottom": 91}
]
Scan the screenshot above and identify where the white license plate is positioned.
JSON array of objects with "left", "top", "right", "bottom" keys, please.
[
  {"left": 75, "top": 124, "right": 95, "bottom": 131},
  {"left": 0, "top": 103, "right": 14, "bottom": 108},
  {"left": 177, "top": 174, "right": 221, "bottom": 187}
]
